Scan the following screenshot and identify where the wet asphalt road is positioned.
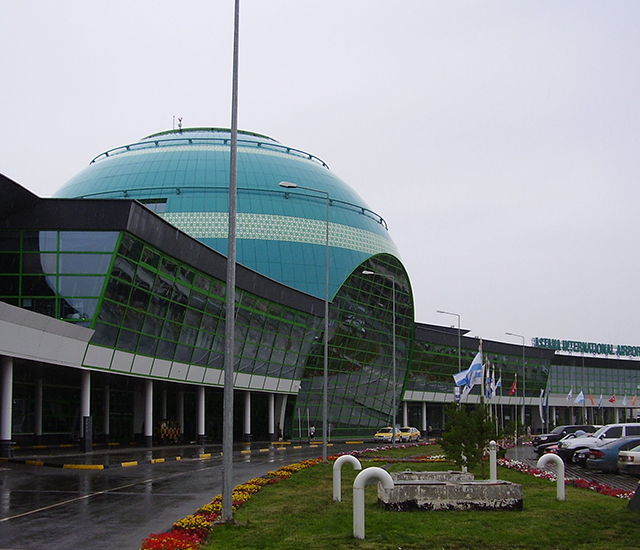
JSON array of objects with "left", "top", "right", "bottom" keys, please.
[
  {"left": 0, "top": 442, "right": 366, "bottom": 550},
  {"left": 2, "top": 442, "right": 638, "bottom": 550}
]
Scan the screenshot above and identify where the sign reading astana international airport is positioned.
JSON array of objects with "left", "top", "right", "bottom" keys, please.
[{"left": 532, "top": 337, "right": 640, "bottom": 358}]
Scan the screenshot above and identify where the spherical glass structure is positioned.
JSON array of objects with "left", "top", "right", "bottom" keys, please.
[{"left": 55, "top": 128, "right": 401, "bottom": 301}]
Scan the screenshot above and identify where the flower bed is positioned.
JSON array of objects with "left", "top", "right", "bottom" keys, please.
[
  {"left": 497, "top": 457, "right": 635, "bottom": 500},
  {"left": 139, "top": 459, "right": 321, "bottom": 550}
]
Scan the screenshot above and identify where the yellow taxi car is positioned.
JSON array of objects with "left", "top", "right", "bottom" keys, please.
[
  {"left": 374, "top": 426, "right": 401, "bottom": 443},
  {"left": 399, "top": 426, "right": 421, "bottom": 442}
]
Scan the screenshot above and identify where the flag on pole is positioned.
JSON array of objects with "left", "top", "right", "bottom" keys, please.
[
  {"left": 598, "top": 394, "right": 603, "bottom": 408},
  {"left": 609, "top": 394, "right": 616, "bottom": 404},
  {"left": 509, "top": 374, "right": 517, "bottom": 396},
  {"left": 589, "top": 393, "right": 595, "bottom": 406},
  {"left": 490, "top": 367, "right": 497, "bottom": 399},
  {"left": 452, "top": 351, "right": 483, "bottom": 388},
  {"left": 622, "top": 395, "right": 627, "bottom": 407},
  {"left": 453, "top": 369, "right": 469, "bottom": 387},
  {"left": 575, "top": 391, "right": 585, "bottom": 405},
  {"left": 485, "top": 361, "right": 492, "bottom": 400},
  {"left": 566, "top": 388, "right": 573, "bottom": 403},
  {"left": 468, "top": 351, "right": 483, "bottom": 388},
  {"left": 461, "top": 384, "right": 472, "bottom": 400},
  {"left": 539, "top": 389, "right": 545, "bottom": 424},
  {"left": 633, "top": 395, "right": 637, "bottom": 406}
]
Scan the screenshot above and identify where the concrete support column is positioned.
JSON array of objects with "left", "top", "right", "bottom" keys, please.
[
  {"left": 144, "top": 380, "right": 153, "bottom": 448},
  {"left": 1, "top": 356, "right": 14, "bottom": 457},
  {"left": 421, "top": 402, "right": 427, "bottom": 433},
  {"left": 402, "top": 401, "right": 408, "bottom": 427},
  {"left": 102, "top": 383, "right": 110, "bottom": 444},
  {"left": 268, "top": 393, "right": 275, "bottom": 442},
  {"left": 177, "top": 389, "right": 185, "bottom": 442},
  {"left": 34, "top": 376, "right": 43, "bottom": 445},
  {"left": 615, "top": 407, "right": 620, "bottom": 423},
  {"left": 243, "top": 391, "right": 251, "bottom": 442},
  {"left": 275, "top": 394, "right": 288, "bottom": 441},
  {"left": 161, "top": 388, "right": 168, "bottom": 420},
  {"left": 197, "top": 386, "right": 205, "bottom": 445},
  {"left": 80, "top": 370, "right": 92, "bottom": 452}
]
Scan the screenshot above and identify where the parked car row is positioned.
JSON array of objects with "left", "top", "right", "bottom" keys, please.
[
  {"left": 533, "top": 424, "right": 598, "bottom": 449},
  {"left": 373, "top": 426, "right": 422, "bottom": 443},
  {"left": 535, "top": 422, "right": 640, "bottom": 475}
]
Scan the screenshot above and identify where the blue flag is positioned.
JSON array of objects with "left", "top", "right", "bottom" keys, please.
[{"left": 468, "top": 351, "right": 483, "bottom": 388}]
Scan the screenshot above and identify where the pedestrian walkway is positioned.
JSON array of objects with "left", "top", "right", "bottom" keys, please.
[{"left": 1, "top": 439, "right": 339, "bottom": 470}]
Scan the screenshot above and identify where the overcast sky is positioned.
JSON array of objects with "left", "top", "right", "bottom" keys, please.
[{"left": 2, "top": 1, "right": 640, "bottom": 349}]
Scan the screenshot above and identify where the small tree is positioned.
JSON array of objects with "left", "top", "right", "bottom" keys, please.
[{"left": 441, "top": 402, "right": 497, "bottom": 477}]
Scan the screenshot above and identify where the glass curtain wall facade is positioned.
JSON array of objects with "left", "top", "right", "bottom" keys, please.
[
  {"left": 297, "top": 255, "right": 414, "bottom": 438},
  {"left": 0, "top": 226, "right": 415, "bottom": 439},
  {"left": 408, "top": 340, "right": 550, "bottom": 399},
  {"left": 548, "top": 357, "right": 640, "bottom": 424}
]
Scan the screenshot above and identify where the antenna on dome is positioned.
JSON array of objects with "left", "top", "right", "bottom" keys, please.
[{"left": 178, "top": 117, "right": 183, "bottom": 131}]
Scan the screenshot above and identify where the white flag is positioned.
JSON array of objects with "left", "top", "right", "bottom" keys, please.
[{"left": 467, "top": 351, "right": 483, "bottom": 388}]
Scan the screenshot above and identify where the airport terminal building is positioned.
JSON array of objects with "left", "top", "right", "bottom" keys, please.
[{"left": 1, "top": 127, "right": 639, "bottom": 455}]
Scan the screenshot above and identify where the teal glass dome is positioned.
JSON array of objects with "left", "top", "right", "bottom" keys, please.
[{"left": 55, "top": 128, "right": 401, "bottom": 300}]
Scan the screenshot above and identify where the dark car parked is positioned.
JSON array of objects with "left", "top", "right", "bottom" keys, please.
[{"left": 533, "top": 425, "right": 598, "bottom": 449}]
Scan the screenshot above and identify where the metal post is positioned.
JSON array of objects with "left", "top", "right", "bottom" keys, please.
[
  {"left": 392, "top": 277, "right": 396, "bottom": 445},
  {"left": 222, "top": 0, "right": 240, "bottom": 522},
  {"left": 506, "top": 332, "right": 526, "bottom": 436},
  {"left": 278, "top": 181, "right": 330, "bottom": 461}
]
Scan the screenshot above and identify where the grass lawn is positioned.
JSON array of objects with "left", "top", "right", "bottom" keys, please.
[{"left": 204, "top": 446, "right": 639, "bottom": 550}]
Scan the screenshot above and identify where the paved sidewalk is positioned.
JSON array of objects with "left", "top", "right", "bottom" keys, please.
[{"left": 2, "top": 439, "right": 347, "bottom": 469}]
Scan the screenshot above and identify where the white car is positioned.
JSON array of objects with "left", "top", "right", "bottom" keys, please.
[
  {"left": 617, "top": 442, "right": 640, "bottom": 475},
  {"left": 556, "top": 423, "right": 640, "bottom": 463}
]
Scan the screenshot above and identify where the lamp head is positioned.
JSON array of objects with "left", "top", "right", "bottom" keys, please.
[{"left": 279, "top": 181, "right": 298, "bottom": 189}]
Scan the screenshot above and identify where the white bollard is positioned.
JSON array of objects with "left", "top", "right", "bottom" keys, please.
[
  {"left": 333, "top": 455, "right": 362, "bottom": 501},
  {"left": 537, "top": 453, "right": 565, "bottom": 501},
  {"left": 353, "top": 467, "right": 394, "bottom": 539},
  {"left": 489, "top": 440, "right": 497, "bottom": 482}
]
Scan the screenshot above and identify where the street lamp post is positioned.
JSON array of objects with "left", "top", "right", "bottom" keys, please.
[
  {"left": 279, "top": 181, "right": 330, "bottom": 462},
  {"left": 363, "top": 270, "right": 397, "bottom": 446},
  {"left": 506, "top": 332, "right": 526, "bottom": 435},
  {"left": 222, "top": 0, "right": 240, "bottom": 523},
  {"left": 436, "top": 310, "right": 461, "bottom": 373}
]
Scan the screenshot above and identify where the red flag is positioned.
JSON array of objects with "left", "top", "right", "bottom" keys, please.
[
  {"left": 589, "top": 393, "right": 595, "bottom": 406},
  {"left": 609, "top": 394, "right": 616, "bottom": 403},
  {"left": 509, "top": 375, "right": 517, "bottom": 396},
  {"left": 633, "top": 395, "right": 637, "bottom": 406}
]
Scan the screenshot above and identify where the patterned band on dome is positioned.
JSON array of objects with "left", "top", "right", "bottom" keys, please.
[{"left": 161, "top": 211, "right": 399, "bottom": 256}]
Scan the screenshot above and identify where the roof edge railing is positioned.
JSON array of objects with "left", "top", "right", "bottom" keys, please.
[
  {"left": 66, "top": 186, "right": 388, "bottom": 230},
  {"left": 90, "top": 137, "right": 330, "bottom": 169}
]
